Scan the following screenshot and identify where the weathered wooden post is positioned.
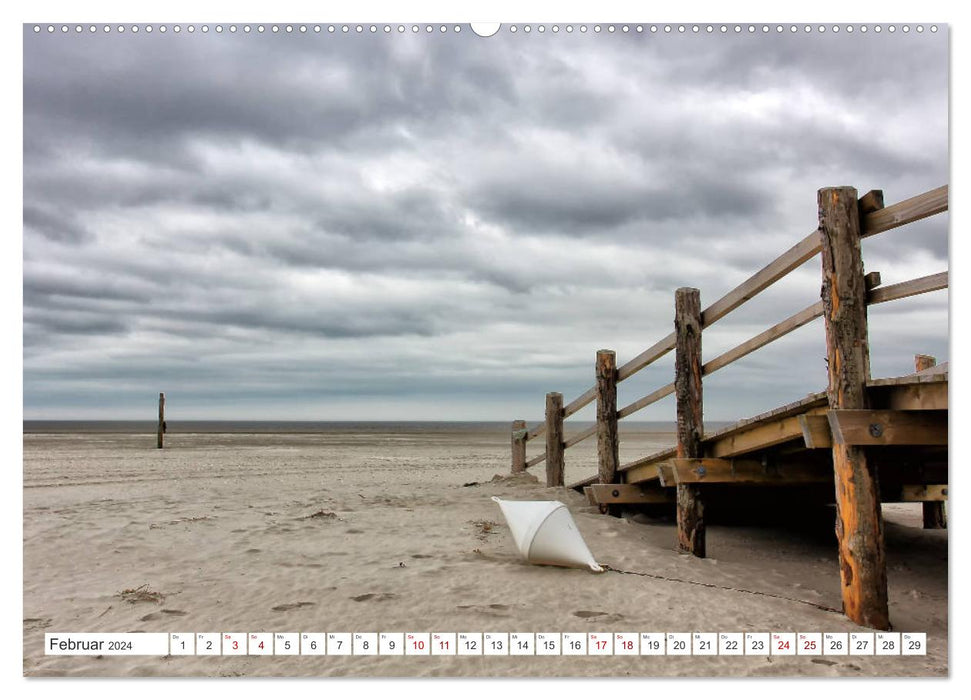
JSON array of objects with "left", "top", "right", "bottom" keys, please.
[
  {"left": 596, "top": 350, "right": 620, "bottom": 484},
  {"left": 511, "top": 419, "right": 527, "bottom": 473},
  {"left": 914, "top": 354, "right": 947, "bottom": 529},
  {"left": 545, "top": 392, "right": 564, "bottom": 487},
  {"left": 819, "top": 186, "right": 889, "bottom": 630},
  {"left": 675, "top": 287, "right": 705, "bottom": 557},
  {"left": 157, "top": 392, "right": 166, "bottom": 449}
]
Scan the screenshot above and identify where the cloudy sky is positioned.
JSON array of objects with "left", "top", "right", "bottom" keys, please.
[{"left": 22, "top": 23, "right": 949, "bottom": 422}]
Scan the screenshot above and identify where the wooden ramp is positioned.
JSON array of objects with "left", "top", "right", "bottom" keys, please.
[{"left": 575, "top": 371, "right": 947, "bottom": 508}]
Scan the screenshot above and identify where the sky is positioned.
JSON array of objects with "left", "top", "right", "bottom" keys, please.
[{"left": 21, "top": 21, "right": 949, "bottom": 422}]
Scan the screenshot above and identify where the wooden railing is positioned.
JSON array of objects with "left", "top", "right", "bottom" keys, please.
[{"left": 510, "top": 185, "right": 948, "bottom": 483}]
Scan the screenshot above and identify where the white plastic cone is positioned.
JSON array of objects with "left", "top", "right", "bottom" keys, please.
[{"left": 491, "top": 497, "right": 604, "bottom": 572}]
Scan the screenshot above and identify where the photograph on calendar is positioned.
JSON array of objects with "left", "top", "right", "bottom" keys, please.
[{"left": 22, "top": 20, "right": 948, "bottom": 678}]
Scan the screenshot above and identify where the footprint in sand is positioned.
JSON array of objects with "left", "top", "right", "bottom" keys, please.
[
  {"left": 24, "top": 618, "right": 52, "bottom": 631},
  {"left": 351, "top": 593, "right": 397, "bottom": 602},
  {"left": 572, "top": 610, "right": 625, "bottom": 623},
  {"left": 271, "top": 602, "right": 317, "bottom": 612},
  {"left": 411, "top": 554, "right": 432, "bottom": 559}
]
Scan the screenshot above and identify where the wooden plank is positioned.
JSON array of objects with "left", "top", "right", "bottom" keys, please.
[
  {"left": 525, "top": 452, "right": 547, "bottom": 469},
  {"left": 675, "top": 287, "right": 705, "bottom": 557},
  {"left": 858, "top": 190, "right": 885, "bottom": 216},
  {"left": 914, "top": 350, "right": 947, "bottom": 530},
  {"left": 563, "top": 424, "right": 596, "bottom": 449},
  {"left": 900, "top": 484, "right": 948, "bottom": 502},
  {"left": 563, "top": 386, "right": 597, "bottom": 419},
  {"left": 596, "top": 349, "right": 620, "bottom": 484},
  {"left": 617, "top": 382, "right": 675, "bottom": 420},
  {"left": 702, "top": 301, "right": 824, "bottom": 376},
  {"left": 672, "top": 458, "right": 832, "bottom": 485},
  {"left": 545, "top": 392, "right": 564, "bottom": 487},
  {"left": 799, "top": 414, "right": 832, "bottom": 448},
  {"left": 827, "top": 409, "right": 947, "bottom": 446},
  {"left": 526, "top": 422, "right": 546, "bottom": 441},
  {"left": 707, "top": 412, "right": 822, "bottom": 458},
  {"left": 862, "top": 185, "right": 948, "bottom": 237},
  {"left": 157, "top": 392, "right": 165, "bottom": 449},
  {"left": 700, "top": 230, "right": 822, "bottom": 329},
  {"left": 864, "top": 271, "right": 882, "bottom": 290},
  {"left": 655, "top": 462, "right": 676, "bottom": 487},
  {"left": 867, "top": 271, "right": 948, "bottom": 305},
  {"left": 584, "top": 483, "right": 673, "bottom": 505},
  {"left": 820, "top": 185, "right": 889, "bottom": 630},
  {"left": 616, "top": 331, "right": 676, "bottom": 382},
  {"left": 878, "top": 381, "right": 948, "bottom": 411},
  {"left": 703, "top": 392, "right": 828, "bottom": 444},
  {"left": 511, "top": 420, "right": 527, "bottom": 473},
  {"left": 619, "top": 447, "right": 677, "bottom": 484}
]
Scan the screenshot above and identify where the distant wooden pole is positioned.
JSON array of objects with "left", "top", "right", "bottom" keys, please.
[
  {"left": 596, "top": 350, "right": 620, "bottom": 484},
  {"left": 157, "top": 392, "right": 165, "bottom": 449},
  {"left": 819, "top": 186, "right": 889, "bottom": 630},
  {"left": 914, "top": 355, "right": 947, "bottom": 529},
  {"left": 511, "top": 419, "right": 527, "bottom": 473},
  {"left": 675, "top": 288, "right": 705, "bottom": 557},
  {"left": 545, "top": 392, "right": 564, "bottom": 487}
]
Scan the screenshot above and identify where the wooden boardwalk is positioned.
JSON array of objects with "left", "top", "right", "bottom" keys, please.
[{"left": 508, "top": 185, "right": 948, "bottom": 630}]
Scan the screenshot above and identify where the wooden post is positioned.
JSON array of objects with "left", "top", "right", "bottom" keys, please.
[
  {"left": 675, "top": 288, "right": 705, "bottom": 557},
  {"left": 545, "top": 392, "right": 564, "bottom": 487},
  {"left": 596, "top": 350, "right": 620, "bottom": 484},
  {"left": 157, "top": 392, "right": 165, "bottom": 449},
  {"left": 819, "top": 186, "right": 889, "bottom": 630},
  {"left": 914, "top": 355, "right": 947, "bottom": 529},
  {"left": 511, "top": 419, "right": 527, "bottom": 473}
]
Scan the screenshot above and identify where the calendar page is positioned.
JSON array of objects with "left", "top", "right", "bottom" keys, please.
[{"left": 21, "top": 0, "right": 950, "bottom": 686}]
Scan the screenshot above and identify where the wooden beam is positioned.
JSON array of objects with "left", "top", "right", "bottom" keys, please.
[
  {"left": 617, "top": 382, "right": 675, "bottom": 420},
  {"left": 707, "top": 412, "right": 821, "bottom": 458},
  {"left": 511, "top": 420, "right": 527, "bottom": 473},
  {"left": 675, "top": 287, "right": 705, "bottom": 557},
  {"left": 584, "top": 483, "right": 673, "bottom": 506},
  {"left": 868, "top": 379, "right": 948, "bottom": 411},
  {"left": 700, "top": 230, "right": 822, "bottom": 329},
  {"left": 617, "top": 331, "right": 676, "bottom": 382},
  {"left": 563, "top": 424, "right": 596, "bottom": 449},
  {"left": 864, "top": 271, "right": 882, "bottom": 291},
  {"left": 858, "top": 189, "right": 885, "bottom": 216},
  {"left": 912, "top": 355, "right": 947, "bottom": 529},
  {"left": 799, "top": 414, "right": 832, "bottom": 448},
  {"left": 820, "top": 185, "right": 889, "bottom": 630},
  {"left": 526, "top": 422, "right": 546, "bottom": 441},
  {"left": 702, "top": 301, "right": 824, "bottom": 377},
  {"left": 596, "top": 349, "right": 620, "bottom": 484},
  {"left": 862, "top": 185, "right": 948, "bottom": 237},
  {"left": 563, "top": 387, "right": 597, "bottom": 419},
  {"left": 545, "top": 392, "right": 564, "bottom": 487},
  {"left": 867, "top": 271, "right": 948, "bottom": 305},
  {"left": 672, "top": 458, "right": 832, "bottom": 485},
  {"left": 157, "top": 392, "right": 165, "bottom": 449},
  {"left": 525, "top": 452, "right": 547, "bottom": 469},
  {"left": 827, "top": 409, "right": 947, "bottom": 446},
  {"left": 655, "top": 462, "right": 676, "bottom": 487},
  {"left": 900, "top": 484, "right": 948, "bottom": 502}
]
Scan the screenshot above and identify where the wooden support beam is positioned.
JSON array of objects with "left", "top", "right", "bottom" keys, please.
[
  {"left": 563, "top": 424, "right": 597, "bottom": 449},
  {"left": 672, "top": 458, "right": 832, "bottom": 485},
  {"left": 799, "top": 414, "right": 832, "bottom": 448},
  {"left": 868, "top": 379, "right": 948, "bottom": 411},
  {"left": 707, "top": 412, "right": 823, "bottom": 458},
  {"left": 656, "top": 462, "right": 676, "bottom": 487},
  {"left": 864, "top": 271, "right": 882, "bottom": 291},
  {"left": 675, "top": 287, "right": 705, "bottom": 557},
  {"left": 525, "top": 452, "right": 547, "bottom": 469},
  {"left": 858, "top": 189, "right": 885, "bottom": 217},
  {"left": 157, "top": 392, "right": 165, "bottom": 449},
  {"left": 511, "top": 420, "right": 527, "bottom": 473},
  {"left": 584, "top": 483, "right": 674, "bottom": 506},
  {"left": 827, "top": 409, "right": 947, "bottom": 446},
  {"left": 820, "top": 185, "right": 889, "bottom": 630},
  {"left": 526, "top": 422, "right": 546, "bottom": 441},
  {"left": 900, "top": 484, "right": 948, "bottom": 502},
  {"left": 596, "top": 349, "right": 620, "bottom": 484},
  {"left": 545, "top": 392, "right": 565, "bottom": 487},
  {"left": 915, "top": 354, "right": 937, "bottom": 373}
]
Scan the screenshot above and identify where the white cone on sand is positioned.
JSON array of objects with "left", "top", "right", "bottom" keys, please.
[{"left": 491, "top": 497, "right": 604, "bottom": 572}]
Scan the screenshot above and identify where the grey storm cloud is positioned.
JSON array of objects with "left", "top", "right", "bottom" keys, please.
[{"left": 22, "top": 25, "right": 949, "bottom": 420}]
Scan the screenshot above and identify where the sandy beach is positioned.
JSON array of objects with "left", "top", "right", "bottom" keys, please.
[{"left": 22, "top": 425, "right": 947, "bottom": 678}]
